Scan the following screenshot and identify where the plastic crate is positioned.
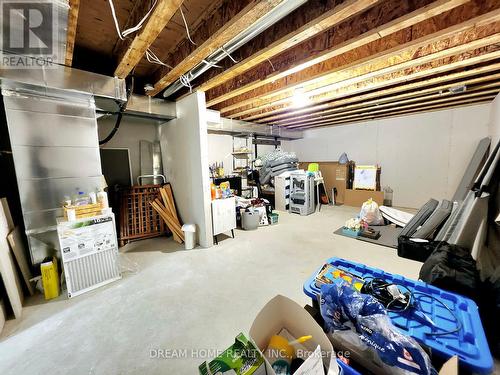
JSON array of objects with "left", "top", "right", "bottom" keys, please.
[{"left": 303, "top": 257, "right": 493, "bottom": 374}]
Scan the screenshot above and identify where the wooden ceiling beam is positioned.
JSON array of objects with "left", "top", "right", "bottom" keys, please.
[
  {"left": 197, "top": 0, "right": 382, "bottom": 96},
  {"left": 291, "top": 96, "right": 495, "bottom": 130},
  {"left": 231, "top": 36, "right": 500, "bottom": 120},
  {"left": 147, "top": 0, "right": 290, "bottom": 96},
  {"left": 221, "top": 10, "right": 500, "bottom": 116},
  {"left": 65, "top": 0, "right": 80, "bottom": 66},
  {"left": 273, "top": 73, "right": 500, "bottom": 126},
  {"left": 252, "top": 61, "right": 500, "bottom": 123},
  {"left": 205, "top": 0, "right": 471, "bottom": 107},
  {"left": 240, "top": 50, "right": 500, "bottom": 120},
  {"left": 114, "top": 0, "right": 184, "bottom": 79},
  {"left": 283, "top": 85, "right": 500, "bottom": 128}
]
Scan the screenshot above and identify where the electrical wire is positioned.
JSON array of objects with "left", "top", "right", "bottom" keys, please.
[
  {"left": 108, "top": 0, "right": 158, "bottom": 40},
  {"left": 202, "top": 59, "right": 223, "bottom": 69},
  {"left": 179, "top": 6, "right": 196, "bottom": 45},
  {"left": 267, "top": 58, "right": 276, "bottom": 72},
  {"left": 146, "top": 48, "right": 173, "bottom": 69},
  {"left": 361, "top": 277, "right": 462, "bottom": 337},
  {"left": 220, "top": 47, "right": 239, "bottom": 64},
  {"left": 179, "top": 74, "right": 193, "bottom": 92}
]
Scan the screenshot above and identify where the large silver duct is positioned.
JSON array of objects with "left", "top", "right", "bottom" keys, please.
[
  {"left": 161, "top": 0, "right": 308, "bottom": 98},
  {"left": 0, "top": 63, "right": 126, "bottom": 103},
  {"left": 2, "top": 87, "right": 104, "bottom": 264}
]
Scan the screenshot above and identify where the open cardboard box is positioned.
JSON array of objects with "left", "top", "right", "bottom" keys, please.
[
  {"left": 249, "top": 295, "right": 458, "bottom": 375},
  {"left": 250, "top": 295, "right": 339, "bottom": 375},
  {"left": 200, "top": 294, "right": 458, "bottom": 375}
]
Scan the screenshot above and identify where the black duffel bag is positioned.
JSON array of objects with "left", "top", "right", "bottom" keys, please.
[
  {"left": 397, "top": 236, "right": 439, "bottom": 262},
  {"left": 419, "top": 242, "right": 479, "bottom": 300}
]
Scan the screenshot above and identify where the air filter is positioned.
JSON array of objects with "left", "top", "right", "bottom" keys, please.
[{"left": 57, "top": 214, "right": 121, "bottom": 298}]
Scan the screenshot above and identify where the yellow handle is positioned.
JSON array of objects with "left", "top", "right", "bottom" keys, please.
[{"left": 289, "top": 335, "right": 313, "bottom": 345}]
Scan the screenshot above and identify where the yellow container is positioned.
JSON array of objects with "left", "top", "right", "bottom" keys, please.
[
  {"left": 266, "top": 335, "right": 294, "bottom": 373},
  {"left": 41, "top": 257, "right": 60, "bottom": 300}
]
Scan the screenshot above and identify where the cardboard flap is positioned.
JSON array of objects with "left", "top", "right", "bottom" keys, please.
[
  {"left": 439, "top": 356, "right": 458, "bottom": 375},
  {"left": 249, "top": 295, "right": 338, "bottom": 374}
]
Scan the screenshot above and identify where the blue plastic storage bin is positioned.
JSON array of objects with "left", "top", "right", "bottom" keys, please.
[{"left": 304, "top": 257, "right": 493, "bottom": 374}]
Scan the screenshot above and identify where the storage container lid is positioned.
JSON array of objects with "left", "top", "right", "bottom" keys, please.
[{"left": 181, "top": 224, "right": 196, "bottom": 232}]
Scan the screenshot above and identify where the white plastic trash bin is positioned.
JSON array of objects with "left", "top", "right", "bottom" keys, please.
[{"left": 182, "top": 224, "right": 196, "bottom": 250}]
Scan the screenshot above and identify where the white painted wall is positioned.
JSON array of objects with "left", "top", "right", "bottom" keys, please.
[
  {"left": 161, "top": 92, "right": 213, "bottom": 247},
  {"left": 283, "top": 104, "right": 491, "bottom": 208},
  {"left": 207, "top": 134, "right": 234, "bottom": 174},
  {"left": 489, "top": 94, "right": 500, "bottom": 146},
  {"left": 98, "top": 116, "right": 158, "bottom": 183}
]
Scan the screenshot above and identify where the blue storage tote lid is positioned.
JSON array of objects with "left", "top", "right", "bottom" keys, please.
[{"left": 303, "top": 257, "right": 493, "bottom": 374}]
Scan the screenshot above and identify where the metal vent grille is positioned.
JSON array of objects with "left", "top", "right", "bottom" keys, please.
[{"left": 65, "top": 248, "right": 120, "bottom": 298}]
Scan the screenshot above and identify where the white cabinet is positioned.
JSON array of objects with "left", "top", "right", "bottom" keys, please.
[{"left": 211, "top": 197, "right": 236, "bottom": 242}]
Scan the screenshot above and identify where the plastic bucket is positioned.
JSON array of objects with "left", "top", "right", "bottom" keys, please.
[
  {"left": 181, "top": 224, "right": 196, "bottom": 250},
  {"left": 241, "top": 210, "right": 259, "bottom": 230}
]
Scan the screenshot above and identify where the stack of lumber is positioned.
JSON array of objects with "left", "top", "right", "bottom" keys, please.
[
  {"left": 150, "top": 184, "right": 184, "bottom": 244},
  {"left": 0, "top": 197, "right": 36, "bottom": 332}
]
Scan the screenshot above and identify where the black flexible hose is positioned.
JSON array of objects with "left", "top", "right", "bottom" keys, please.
[
  {"left": 99, "top": 103, "right": 125, "bottom": 145},
  {"left": 99, "top": 76, "right": 134, "bottom": 145}
]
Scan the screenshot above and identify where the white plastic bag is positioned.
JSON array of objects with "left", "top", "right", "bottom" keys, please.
[{"left": 359, "top": 198, "right": 384, "bottom": 225}]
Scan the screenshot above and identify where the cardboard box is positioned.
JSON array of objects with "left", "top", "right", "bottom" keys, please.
[
  {"left": 343, "top": 189, "right": 384, "bottom": 208},
  {"left": 250, "top": 295, "right": 339, "bottom": 375},
  {"left": 298, "top": 162, "right": 348, "bottom": 204}
]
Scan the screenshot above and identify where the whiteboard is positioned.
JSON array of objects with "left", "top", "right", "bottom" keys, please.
[{"left": 353, "top": 165, "right": 377, "bottom": 190}]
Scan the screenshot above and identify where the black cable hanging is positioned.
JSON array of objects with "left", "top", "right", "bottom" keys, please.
[{"left": 99, "top": 76, "right": 134, "bottom": 146}]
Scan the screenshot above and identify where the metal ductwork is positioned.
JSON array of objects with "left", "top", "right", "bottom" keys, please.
[
  {"left": 162, "top": 0, "right": 308, "bottom": 98},
  {"left": 207, "top": 112, "right": 303, "bottom": 140},
  {"left": 0, "top": 63, "right": 127, "bottom": 104},
  {"left": 125, "top": 94, "right": 176, "bottom": 120}
]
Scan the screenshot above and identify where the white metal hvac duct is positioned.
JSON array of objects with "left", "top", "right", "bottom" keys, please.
[
  {"left": 2, "top": 87, "right": 104, "bottom": 264},
  {"left": 161, "top": 0, "right": 308, "bottom": 98},
  {"left": 207, "top": 111, "right": 303, "bottom": 140}
]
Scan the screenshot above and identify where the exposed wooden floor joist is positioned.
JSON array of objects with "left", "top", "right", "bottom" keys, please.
[
  {"left": 236, "top": 46, "right": 500, "bottom": 123},
  {"left": 204, "top": 0, "right": 470, "bottom": 107},
  {"left": 279, "top": 78, "right": 500, "bottom": 127},
  {"left": 253, "top": 61, "right": 500, "bottom": 123},
  {"left": 221, "top": 10, "right": 500, "bottom": 117},
  {"left": 114, "top": 0, "right": 184, "bottom": 79},
  {"left": 148, "top": 0, "right": 290, "bottom": 96},
  {"left": 290, "top": 95, "right": 495, "bottom": 129},
  {"left": 197, "top": 0, "right": 382, "bottom": 96},
  {"left": 65, "top": 0, "right": 80, "bottom": 66},
  {"left": 284, "top": 86, "right": 500, "bottom": 128},
  {"left": 70, "top": 0, "right": 500, "bottom": 130}
]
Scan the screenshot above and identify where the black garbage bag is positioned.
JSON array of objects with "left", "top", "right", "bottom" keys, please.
[{"left": 419, "top": 242, "right": 479, "bottom": 299}]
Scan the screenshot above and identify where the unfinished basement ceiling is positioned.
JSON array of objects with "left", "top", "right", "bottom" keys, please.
[{"left": 68, "top": 0, "right": 500, "bottom": 129}]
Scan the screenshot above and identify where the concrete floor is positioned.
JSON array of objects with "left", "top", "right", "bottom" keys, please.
[{"left": 0, "top": 206, "right": 424, "bottom": 374}]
